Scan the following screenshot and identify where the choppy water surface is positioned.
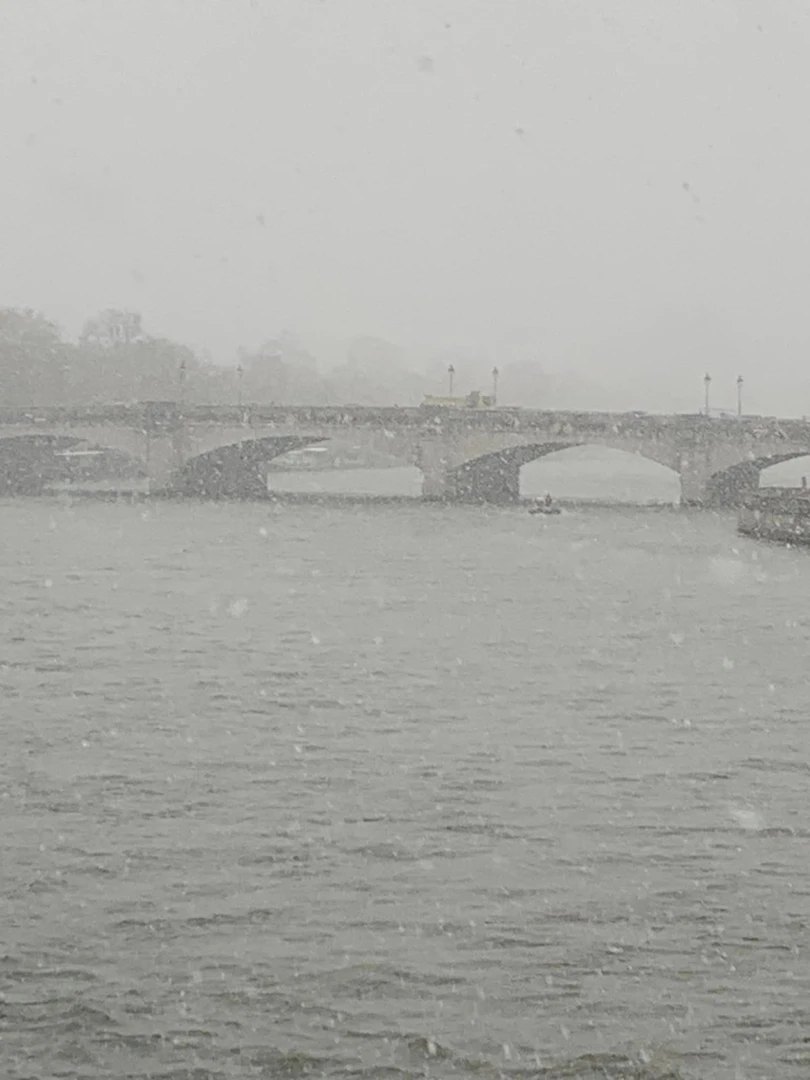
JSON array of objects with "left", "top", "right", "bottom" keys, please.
[{"left": 3, "top": 495, "right": 810, "bottom": 1079}]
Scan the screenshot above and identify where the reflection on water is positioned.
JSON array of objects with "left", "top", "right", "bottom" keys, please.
[
  {"left": 269, "top": 464, "right": 423, "bottom": 497},
  {"left": 268, "top": 448, "right": 682, "bottom": 503}
]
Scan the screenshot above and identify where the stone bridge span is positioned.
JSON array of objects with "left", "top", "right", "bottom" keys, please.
[{"left": 2, "top": 403, "right": 810, "bottom": 504}]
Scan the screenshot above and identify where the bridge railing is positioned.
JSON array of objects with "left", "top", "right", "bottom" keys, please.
[{"left": 2, "top": 403, "right": 810, "bottom": 442}]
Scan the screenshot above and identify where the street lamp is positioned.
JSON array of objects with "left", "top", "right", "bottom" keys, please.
[
  {"left": 447, "top": 364, "right": 455, "bottom": 398},
  {"left": 704, "top": 372, "right": 711, "bottom": 417},
  {"left": 491, "top": 366, "right": 499, "bottom": 406},
  {"left": 179, "top": 358, "right": 187, "bottom": 405},
  {"left": 237, "top": 363, "right": 244, "bottom": 408},
  {"left": 737, "top": 374, "right": 743, "bottom": 418}
]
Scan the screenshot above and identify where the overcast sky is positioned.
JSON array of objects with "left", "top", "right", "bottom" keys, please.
[{"left": 1, "top": 0, "right": 809, "bottom": 411}]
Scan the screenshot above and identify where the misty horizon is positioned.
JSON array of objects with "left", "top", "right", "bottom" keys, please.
[
  {"left": 3, "top": 1, "right": 810, "bottom": 415},
  {"left": 0, "top": 301, "right": 782, "bottom": 416}
]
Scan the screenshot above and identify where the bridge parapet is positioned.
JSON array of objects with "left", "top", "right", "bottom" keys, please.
[{"left": 3, "top": 401, "right": 810, "bottom": 436}]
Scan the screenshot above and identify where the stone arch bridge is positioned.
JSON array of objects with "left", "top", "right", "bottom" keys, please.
[{"left": 1, "top": 402, "right": 810, "bottom": 505}]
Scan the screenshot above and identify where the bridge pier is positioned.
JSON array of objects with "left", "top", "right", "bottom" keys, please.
[
  {"left": 421, "top": 470, "right": 450, "bottom": 500},
  {"left": 677, "top": 446, "right": 749, "bottom": 507},
  {"left": 678, "top": 455, "right": 709, "bottom": 506},
  {"left": 142, "top": 431, "right": 186, "bottom": 492},
  {"left": 417, "top": 442, "right": 452, "bottom": 500},
  {"left": 679, "top": 451, "right": 767, "bottom": 507}
]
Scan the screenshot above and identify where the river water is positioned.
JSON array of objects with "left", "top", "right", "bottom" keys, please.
[{"left": 2, "top": 487, "right": 810, "bottom": 1079}]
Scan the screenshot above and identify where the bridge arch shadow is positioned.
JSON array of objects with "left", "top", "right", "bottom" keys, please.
[
  {"left": 450, "top": 442, "right": 681, "bottom": 504},
  {"left": 707, "top": 451, "right": 810, "bottom": 505},
  {"left": 0, "top": 434, "right": 149, "bottom": 494},
  {"left": 175, "top": 435, "right": 327, "bottom": 498},
  {"left": 0, "top": 434, "right": 84, "bottom": 494}
]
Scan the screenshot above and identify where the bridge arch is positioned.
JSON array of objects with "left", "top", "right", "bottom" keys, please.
[
  {"left": 759, "top": 452, "right": 810, "bottom": 489},
  {"left": 0, "top": 434, "right": 84, "bottom": 494},
  {"left": 520, "top": 443, "right": 681, "bottom": 503},
  {"left": 173, "top": 435, "right": 327, "bottom": 497},
  {"left": 0, "top": 434, "right": 149, "bottom": 493},
  {"left": 706, "top": 451, "right": 810, "bottom": 505},
  {"left": 7, "top": 406, "right": 810, "bottom": 505},
  {"left": 445, "top": 441, "right": 681, "bottom": 503}
]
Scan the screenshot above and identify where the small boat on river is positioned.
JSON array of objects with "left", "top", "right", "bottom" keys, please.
[{"left": 529, "top": 496, "right": 561, "bottom": 516}]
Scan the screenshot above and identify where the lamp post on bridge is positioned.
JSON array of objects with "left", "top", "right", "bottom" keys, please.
[
  {"left": 237, "top": 363, "right": 244, "bottom": 408},
  {"left": 179, "top": 358, "right": 187, "bottom": 406},
  {"left": 737, "top": 374, "right": 743, "bottom": 418},
  {"left": 448, "top": 364, "right": 455, "bottom": 398},
  {"left": 491, "top": 366, "right": 499, "bottom": 406},
  {"left": 704, "top": 372, "right": 711, "bottom": 417}
]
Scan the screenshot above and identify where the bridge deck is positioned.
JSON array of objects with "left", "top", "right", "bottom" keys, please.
[{"left": 2, "top": 403, "right": 809, "bottom": 441}]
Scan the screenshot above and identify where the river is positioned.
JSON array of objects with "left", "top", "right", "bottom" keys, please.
[{"left": 2, "top": 482, "right": 810, "bottom": 1078}]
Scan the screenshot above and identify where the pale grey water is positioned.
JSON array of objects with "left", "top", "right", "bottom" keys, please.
[
  {"left": 2, "top": 492, "right": 810, "bottom": 1079},
  {"left": 265, "top": 448, "right": 682, "bottom": 504}
]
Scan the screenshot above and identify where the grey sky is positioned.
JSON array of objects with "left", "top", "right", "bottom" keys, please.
[{"left": 1, "top": 0, "right": 808, "bottom": 411}]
